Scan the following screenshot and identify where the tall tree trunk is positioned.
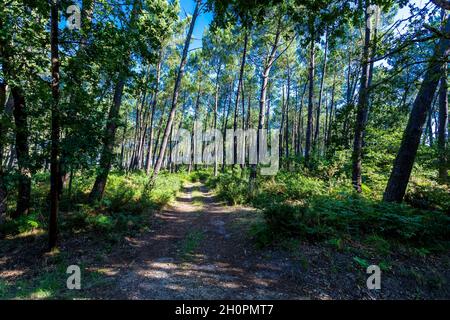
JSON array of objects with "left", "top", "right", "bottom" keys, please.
[
  {"left": 314, "top": 28, "right": 328, "bottom": 152},
  {"left": 326, "top": 70, "right": 337, "bottom": 149},
  {"left": 438, "top": 64, "right": 448, "bottom": 183},
  {"left": 12, "top": 88, "right": 31, "bottom": 218},
  {"left": 250, "top": 18, "right": 282, "bottom": 191},
  {"left": 0, "top": 16, "right": 8, "bottom": 218},
  {"left": 49, "top": 0, "right": 60, "bottom": 249},
  {"left": 233, "top": 32, "right": 248, "bottom": 167},
  {"left": 120, "top": 113, "right": 128, "bottom": 169},
  {"left": 90, "top": 78, "right": 126, "bottom": 201},
  {"left": 384, "top": 15, "right": 450, "bottom": 202},
  {"left": 305, "top": 29, "right": 315, "bottom": 166},
  {"left": 214, "top": 64, "right": 222, "bottom": 176},
  {"left": 192, "top": 82, "right": 202, "bottom": 172},
  {"left": 438, "top": 10, "right": 448, "bottom": 183},
  {"left": 351, "top": 1, "right": 372, "bottom": 193},
  {"left": 222, "top": 81, "right": 233, "bottom": 172},
  {"left": 285, "top": 66, "right": 290, "bottom": 165},
  {"left": 145, "top": 51, "right": 163, "bottom": 174},
  {"left": 89, "top": 1, "right": 139, "bottom": 201},
  {"left": 296, "top": 82, "right": 307, "bottom": 156},
  {"left": 150, "top": 0, "right": 199, "bottom": 183}
]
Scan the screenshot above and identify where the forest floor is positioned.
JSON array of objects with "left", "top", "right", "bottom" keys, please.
[{"left": 1, "top": 181, "right": 449, "bottom": 299}]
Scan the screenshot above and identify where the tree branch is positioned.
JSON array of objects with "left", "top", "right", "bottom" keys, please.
[{"left": 431, "top": 0, "right": 450, "bottom": 10}]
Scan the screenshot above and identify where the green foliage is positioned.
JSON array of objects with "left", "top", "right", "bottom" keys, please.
[
  {"left": 1, "top": 171, "right": 185, "bottom": 240},
  {"left": 0, "top": 212, "right": 44, "bottom": 236},
  {"left": 257, "top": 195, "right": 449, "bottom": 248},
  {"left": 181, "top": 230, "right": 204, "bottom": 258},
  {"left": 353, "top": 256, "right": 370, "bottom": 269},
  {"left": 208, "top": 172, "right": 249, "bottom": 205},
  {"left": 206, "top": 168, "right": 450, "bottom": 252},
  {"left": 405, "top": 182, "right": 450, "bottom": 213},
  {"left": 189, "top": 169, "right": 211, "bottom": 183}
]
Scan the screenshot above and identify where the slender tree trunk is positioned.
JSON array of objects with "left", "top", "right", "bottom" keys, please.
[
  {"left": 0, "top": 22, "right": 8, "bottom": 217},
  {"left": 12, "top": 88, "right": 31, "bottom": 218},
  {"left": 2, "top": 14, "right": 31, "bottom": 218},
  {"left": 285, "top": 66, "right": 291, "bottom": 165},
  {"left": 326, "top": 71, "right": 337, "bottom": 149},
  {"left": 384, "top": 15, "right": 450, "bottom": 202},
  {"left": 437, "top": 67, "right": 448, "bottom": 183},
  {"left": 305, "top": 30, "right": 315, "bottom": 166},
  {"left": 296, "top": 82, "right": 307, "bottom": 156},
  {"left": 222, "top": 81, "right": 233, "bottom": 172},
  {"left": 438, "top": 59, "right": 448, "bottom": 182},
  {"left": 250, "top": 18, "right": 282, "bottom": 191},
  {"left": 145, "top": 51, "right": 163, "bottom": 174},
  {"left": 192, "top": 82, "right": 202, "bottom": 172},
  {"left": 214, "top": 64, "right": 222, "bottom": 176},
  {"left": 120, "top": 113, "right": 128, "bottom": 169},
  {"left": 314, "top": 29, "right": 328, "bottom": 151},
  {"left": 49, "top": 0, "right": 60, "bottom": 249},
  {"left": 233, "top": 32, "right": 248, "bottom": 167},
  {"left": 150, "top": 1, "right": 199, "bottom": 183},
  {"left": 351, "top": 1, "right": 372, "bottom": 193},
  {"left": 0, "top": 83, "right": 7, "bottom": 218},
  {"left": 89, "top": 1, "right": 139, "bottom": 201},
  {"left": 153, "top": 100, "right": 168, "bottom": 168}
]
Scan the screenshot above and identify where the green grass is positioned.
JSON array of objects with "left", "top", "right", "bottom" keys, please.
[
  {"left": 180, "top": 230, "right": 204, "bottom": 258},
  {"left": 191, "top": 186, "right": 204, "bottom": 208}
]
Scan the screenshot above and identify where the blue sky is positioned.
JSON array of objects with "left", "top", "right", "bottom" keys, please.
[
  {"left": 179, "top": 0, "right": 424, "bottom": 49},
  {"left": 179, "top": 0, "right": 213, "bottom": 49}
]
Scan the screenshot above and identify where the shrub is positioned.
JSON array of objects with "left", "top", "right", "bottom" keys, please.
[
  {"left": 213, "top": 172, "right": 249, "bottom": 205},
  {"left": 189, "top": 169, "right": 210, "bottom": 183},
  {"left": 259, "top": 195, "right": 450, "bottom": 248},
  {"left": 0, "top": 212, "right": 44, "bottom": 236}
]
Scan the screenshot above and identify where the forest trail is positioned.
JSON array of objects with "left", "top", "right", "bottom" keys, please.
[{"left": 109, "top": 182, "right": 307, "bottom": 299}]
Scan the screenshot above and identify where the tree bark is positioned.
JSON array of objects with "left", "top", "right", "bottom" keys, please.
[
  {"left": 151, "top": 0, "right": 200, "bottom": 183},
  {"left": 49, "top": 0, "right": 60, "bottom": 249},
  {"left": 214, "top": 64, "right": 222, "bottom": 176},
  {"left": 89, "top": 1, "right": 139, "bottom": 201},
  {"left": 305, "top": 29, "right": 315, "bottom": 166},
  {"left": 314, "top": 29, "right": 328, "bottom": 152},
  {"left": 437, "top": 64, "right": 448, "bottom": 183},
  {"left": 250, "top": 18, "right": 282, "bottom": 191},
  {"left": 384, "top": 15, "right": 450, "bottom": 202},
  {"left": 233, "top": 32, "right": 248, "bottom": 167},
  {"left": 145, "top": 51, "right": 163, "bottom": 174},
  {"left": 12, "top": 87, "right": 31, "bottom": 218},
  {"left": 351, "top": 0, "right": 372, "bottom": 193}
]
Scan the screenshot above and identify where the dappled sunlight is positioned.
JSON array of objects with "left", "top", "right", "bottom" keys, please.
[{"left": 0, "top": 270, "right": 26, "bottom": 279}]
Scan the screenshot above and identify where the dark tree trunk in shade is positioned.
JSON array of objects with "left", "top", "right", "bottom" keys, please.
[
  {"left": 89, "top": 1, "right": 139, "bottom": 201},
  {"left": 304, "top": 30, "right": 315, "bottom": 166},
  {"left": 384, "top": 16, "right": 450, "bottom": 202},
  {"left": 49, "top": 0, "right": 61, "bottom": 249},
  {"left": 12, "top": 88, "right": 31, "bottom": 218},
  {"left": 296, "top": 82, "right": 307, "bottom": 156},
  {"left": 89, "top": 77, "right": 126, "bottom": 202},
  {"left": 351, "top": 1, "right": 372, "bottom": 193},
  {"left": 314, "top": 29, "right": 328, "bottom": 151},
  {"left": 438, "top": 65, "right": 448, "bottom": 183}
]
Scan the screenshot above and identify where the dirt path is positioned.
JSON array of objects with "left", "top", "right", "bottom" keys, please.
[
  {"left": 104, "top": 182, "right": 307, "bottom": 299},
  {"left": 2, "top": 182, "right": 448, "bottom": 299}
]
